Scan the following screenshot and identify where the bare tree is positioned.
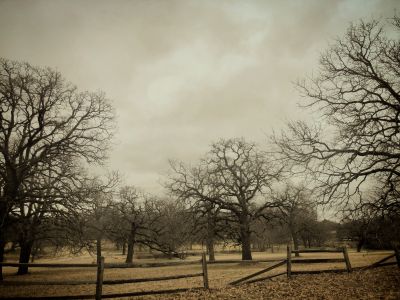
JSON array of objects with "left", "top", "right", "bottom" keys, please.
[
  {"left": 168, "top": 138, "right": 281, "bottom": 260},
  {"left": 14, "top": 157, "right": 86, "bottom": 274},
  {"left": 273, "top": 17, "right": 400, "bottom": 214},
  {"left": 271, "top": 182, "right": 316, "bottom": 256},
  {"left": 76, "top": 173, "right": 119, "bottom": 262},
  {"left": 107, "top": 190, "right": 192, "bottom": 262},
  {"left": 0, "top": 58, "right": 115, "bottom": 278},
  {"left": 149, "top": 199, "right": 193, "bottom": 258},
  {"left": 111, "top": 186, "right": 157, "bottom": 264},
  {"left": 185, "top": 201, "right": 225, "bottom": 262}
]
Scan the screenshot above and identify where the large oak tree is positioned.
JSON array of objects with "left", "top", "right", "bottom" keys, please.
[
  {"left": 168, "top": 138, "right": 281, "bottom": 260},
  {"left": 0, "top": 58, "right": 114, "bottom": 277},
  {"left": 274, "top": 17, "right": 400, "bottom": 215}
]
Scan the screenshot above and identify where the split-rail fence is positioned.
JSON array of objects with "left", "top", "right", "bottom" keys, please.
[
  {"left": 1, "top": 247, "right": 399, "bottom": 298},
  {"left": 0, "top": 253, "right": 209, "bottom": 299}
]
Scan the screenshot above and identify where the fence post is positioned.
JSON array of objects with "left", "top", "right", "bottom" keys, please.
[
  {"left": 342, "top": 247, "right": 352, "bottom": 273},
  {"left": 287, "top": 245, "right": 292, "bottom": 278},
  {"left": 95, "top": 256, "right": 105, "bottom": 300},
  {"left": 201, "top": 252, "right": 209, "bottom": 289},
  {"left": 395, "top": 247, "right": 400, "bottom": 268}
]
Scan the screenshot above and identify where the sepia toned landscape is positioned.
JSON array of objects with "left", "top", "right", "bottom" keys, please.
[
  {"left": 0, "top": 247, "right": 399, "bottom": 299},
  {"left": 0, "top": 0, "right": 399, "bottom": 299}
]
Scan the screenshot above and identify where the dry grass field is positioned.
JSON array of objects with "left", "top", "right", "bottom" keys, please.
[{"left": 0, "top": 249, "right": 398, "bottom": 299}]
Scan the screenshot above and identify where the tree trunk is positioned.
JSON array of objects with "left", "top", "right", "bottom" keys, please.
[
  {"left": 241, "top": 232, "right": 252, "bottom": 260},
  {"left": 126, "top": 241, "right": 134, "bottom": 263},
  {"left": 206, "top": 215, "right": 216, "bottom": 262},
  {"left": 122, "top": 242, "right": 126, "bottom": 255},
  {"left": 125, "top": 223, "right": 135, "bottom": 264},
  {"left": 0, "top": 201, "right": 10, "bottom": 281},
  {"left": 302, "top": 237, "right": 307, "bottom": 248},
  {"left": 240, "top": 219, "right": 252, "bottom": 260},
  {"left": 17, "top": 241, "right": 33, "bottom": 275},
  {"left": 31, "top": 247, "right": 36, "bottom": 263},
  {"left": 357, "top": 238, "right": 364, "bottom": 252},
  {"left": 291, "top": 230, "right": 300, "bottom": 257},
  {"left": 96, "top": 237, "right": 102, "bottom": 263},
  {"left": 31, "top": 243, "right": 40, "bottom": 263},
  {"left": 206, "top": 237, "right": 215, "bottom": 262},
  {"left": 0, "top": 238, "right": 5, "bottom": 281}
]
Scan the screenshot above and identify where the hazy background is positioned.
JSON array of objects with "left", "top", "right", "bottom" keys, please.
[{"left": 0, "top": 0, "right": 398, "bottom": 194}]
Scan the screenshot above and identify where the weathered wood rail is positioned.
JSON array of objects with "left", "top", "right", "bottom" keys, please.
[
  {"left": 0, "top": 263, "right": 97, "bottom": 268},
  {"left": 288, "top": 246, "right": 400, "bottom": 276},
  {"left": 0, "top": 252, "right": 209, "bottom": 299},
  {"left": 361, "top": 248, "right": 400, "bottom": 270},
  {"left": 229, "top": 260, "right": 286, "bottom": 286},
  {"left": 287, "top": 246, "right": 352, "bottom": 277}
]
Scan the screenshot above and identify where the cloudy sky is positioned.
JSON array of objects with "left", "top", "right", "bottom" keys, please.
[{"left": 0, "top": 0, "right": 398, "bottom": 193}]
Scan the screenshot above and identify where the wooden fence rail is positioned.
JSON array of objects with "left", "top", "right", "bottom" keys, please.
[
  {"left": 0, "top": 280, "right": 97, "bottom": 286},
  {"left": 229, "top": 260, "right": 286, "bottom": 286},
  {"left": 291, "top": 249, "right": 344, "bottom": 253},
  {"left": 0, "top": 288, "right": 208, "bottom": 300},
  {"left": 291, "top": 269, "right": 349, "bottom": 275},
  {"left": 105, "top": 260, "right": 201, "bottom": 268},
  {"left": 291, "top": 258, "right": 345, "bottom": 264},
  {"left": 0, "top": 253, "right": 209, "bottom": 299},
  {"left": 206, "top": 258, "right": 282, "bottom": 264},
  {"left": 362, "top": 250, "right": 400, "bottom": 270},
  {"left": 0, "top": 273, "right": 205, "bottom": 286},
  {"left": 0, "top": 263, "right": 97, "bottom": 268},
  {"left": 0, "top": 258, "right": 284, "bottom": 269},
  {"left": 244, "top": 271, "right": 286, "bottom": 285},
  {"left": 287, "top": 245, "right": 352, "bottom": 277}
]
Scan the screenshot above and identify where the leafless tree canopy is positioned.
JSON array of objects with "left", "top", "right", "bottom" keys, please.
[
  {"left": 168, "top": 138, "right": 281, "bottom": 260},
  {"left": 270, "top": 182, "right": 317, "bottom": 255},
  {"left": 0, "top": 58, "right": 115, "bottom": 276},
  {"left": 274, "top": 17, "right": 400, "bottom": 214},
  {"left": 0, "top": 58, "right": 115, "bottom": 207}
]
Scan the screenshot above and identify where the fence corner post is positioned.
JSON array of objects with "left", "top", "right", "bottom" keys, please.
[
  {"left": 395, "top": 246, "right": 400, "bottom": 268},
  {"left": 342, "top": 246, "right": 352, "bottom": 273},
  {"left": 287, "top": 245, "right": 292, "bottom": 278},
  {"left": 201, "top": 252, "right": 209, "bottom": 289},
  {"left": 95, "top": 256, "right": 105, "bottom": 300}
]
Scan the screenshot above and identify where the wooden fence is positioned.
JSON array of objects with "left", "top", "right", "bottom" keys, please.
[
  {"left": 287, "top": 246, "right": 352, "bottom": 277},
  {"left": 0, "top": 253, "right": 209, "bottom": 299},
  {"left": 228, "top": 246, "right": 399, "bottom": 286},
  {"left": 228, "top": 260, "right": 286, "bottom": 285},
  {"left": 1, "top": 247, "right": 399, "bottom": 297},
  {"left": 361, "top": 248, "right": 400, "bottom": 270}
]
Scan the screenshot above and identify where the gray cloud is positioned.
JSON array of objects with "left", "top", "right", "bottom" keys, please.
[{"left": 1, "top": 0, "right": 398, "bottom": 193}]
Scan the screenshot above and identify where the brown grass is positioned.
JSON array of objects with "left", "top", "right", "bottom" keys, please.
[
  {"left": 153, "top": 266, "right": 400, "bottom": 300},
  {"left": 0, "top": 249, "right": 398, "bottom": 299}
]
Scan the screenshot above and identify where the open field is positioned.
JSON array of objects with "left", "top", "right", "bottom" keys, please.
[{"left": 0, "top": 249, "right": 398, "bottom": 299}]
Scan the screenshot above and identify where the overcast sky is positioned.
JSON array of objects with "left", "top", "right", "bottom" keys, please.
[{"left": 0, "top": 0, "right": 398, "bottom": 194}]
